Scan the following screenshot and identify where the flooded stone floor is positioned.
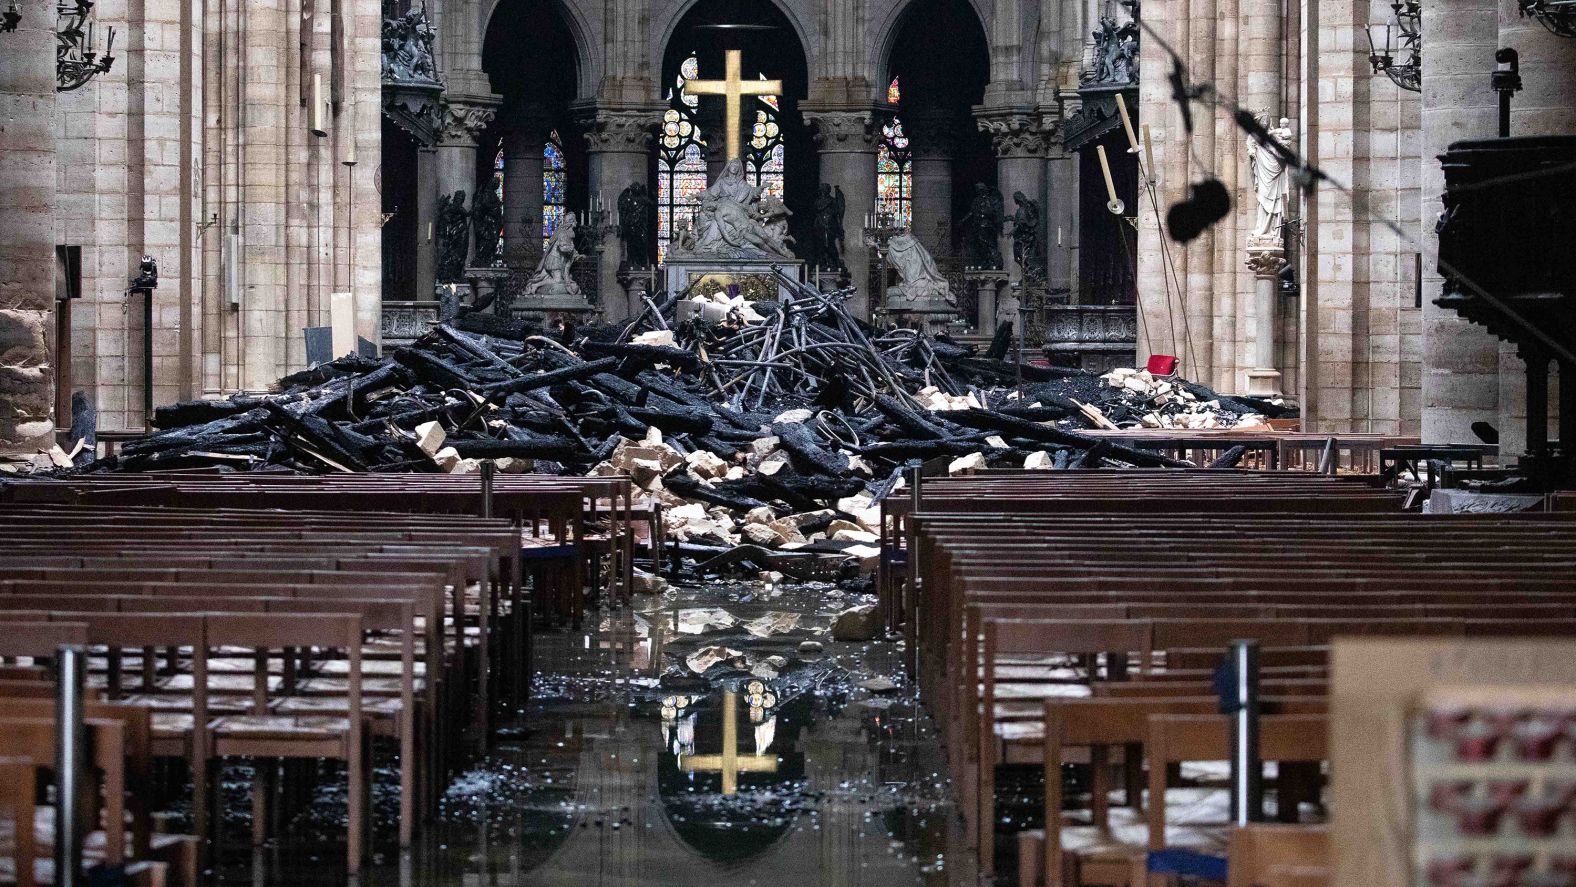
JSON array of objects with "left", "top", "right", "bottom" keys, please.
[{"left": 211, "top": 580, "right": 977, "bottom": 886}]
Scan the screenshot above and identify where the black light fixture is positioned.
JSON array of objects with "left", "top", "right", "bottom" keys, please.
[
  {"left": 2, "top": 0, "right": 19, "bottom": 32},
  {"left": 1365, "top": 1, "right": 1422, "bottom": 93},
  {"left": 1518, "top": 0, "right": 1576, "bottom": 37},
  {"left": 56, "top": 0, "right": 115, "bottom": 91}
]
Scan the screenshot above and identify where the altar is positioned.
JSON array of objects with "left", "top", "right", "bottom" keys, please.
[{"left": 664, "top": 259, "right": 805, "bottom": 301}]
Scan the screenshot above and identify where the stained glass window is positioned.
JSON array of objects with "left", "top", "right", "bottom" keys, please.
[
  {"left": 542, "top": 130, "right": 567, "bottom": 253},
  {"left": 877, "top": 78, "right": 913, "bottom": 229},
  {"left": 658, "top": 55, "right": 709, "bottom": 264},
  {"left": 745, "top": 106, "right": 784, "bottom": 200}
]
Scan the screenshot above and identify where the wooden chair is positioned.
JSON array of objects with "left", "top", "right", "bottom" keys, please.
[
  {"left": 1225, "top": 824, "right": 1328, "bottom": 887},
  {"left": 202, "top": 613, "right": 368, "bottom": 874}
]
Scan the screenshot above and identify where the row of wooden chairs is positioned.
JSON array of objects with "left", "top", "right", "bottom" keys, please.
[
  {"left": 898, "top": 470, "right": 1576, "bottom": 886},
  {"left": 0, "top": 470, "right": 643, "bottom": 881}
]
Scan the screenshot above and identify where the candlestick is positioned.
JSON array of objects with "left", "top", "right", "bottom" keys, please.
[
  {"left": 1115, "top": 92, "right": 1139, "bottom": 154},
  {"left": 1142, "top": 124, "right": 1156, "bottom": 184},
  {"left": 1096, "top": 145, "right": 1124, "bottom": 215}
]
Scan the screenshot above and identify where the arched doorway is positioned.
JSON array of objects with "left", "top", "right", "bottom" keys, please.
[
  {"left": 879, "top": 0, "right": 991, "bottom": 311},
  {"left": 656, "top": 0, "right": 812, "bottom": 263},
  {"left": 482, "top": 0, "right": 585, "bottom": 275}
]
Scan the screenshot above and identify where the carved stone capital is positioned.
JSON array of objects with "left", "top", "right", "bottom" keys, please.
[
  {"left": 1246, "top": 241, "right": 1286, "bottom": 277},
  {"left": 438, "top": 100, "right": 498, "bottom": 147},
  {"left": 976, "top": 109, "right": 1050, "bottom": 158},
  {"left": 804, "top": 109, "right": 882, "bottom": 153},
  {"left": 582, "top": 109, "right": 659, "bottom": 154}
]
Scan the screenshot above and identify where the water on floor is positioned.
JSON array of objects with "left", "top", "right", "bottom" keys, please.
[{"left": 213, "top": 579, "right": 976, "bottom": 886}]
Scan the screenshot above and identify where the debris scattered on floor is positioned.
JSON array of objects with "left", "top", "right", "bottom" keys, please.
[{"left": 79, "top": 278, "right": 1291, "bottom": 568}]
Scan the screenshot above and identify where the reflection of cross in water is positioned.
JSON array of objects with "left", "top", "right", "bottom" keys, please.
[
  {"left": 685, "top": 49, "right": 782, "bottom": 163},
  {"left": 677, "top": 691, "right": 778, "bottom": 795}
]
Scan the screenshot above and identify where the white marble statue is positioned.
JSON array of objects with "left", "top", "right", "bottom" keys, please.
[
  {"left": 669, "top": 158, "right": 795, "bottom": 260},
  {"left": 1247, "top": 115, "right": 1294, "bottom": 240},
  {"left": 523, "top": 211, "right": 582, "bottom": 295},
  {"left": 885, "top": 230, "right": 955, "bottom": 306}
]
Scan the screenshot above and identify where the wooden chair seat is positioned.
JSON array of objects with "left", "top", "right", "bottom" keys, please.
[
  {"left": 155, "top": 673, "right": 282, "bottom": 693},
  {"left": 295, "top": 676, "right": 424, "bottom": 697},
  {"left": 210, "top": 714, "right": 353, "bottom": 742},
  {"left": 271, "top": 696, "right": 402, "bottom": 718},
  {"left": 315, "top": 658, "right": 424, "bottom": 677},
  {"left": 122, "top": 694, "right": 250, "bottom": 714}
]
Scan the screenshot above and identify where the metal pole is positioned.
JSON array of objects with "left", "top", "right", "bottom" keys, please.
[
  {"left": 480, "top": 459, "right": 495, "bottom": 519},
  {"left": 1229, "top": 639, "right": 1263, "bottom": 825},
  {"left": 1014, "top": 293, "right": 1025, "bottom": 400},
  {"left": 142, "top": 287, "right": 154, "bottom": 431},
  {"left": 55, "top": 644, "right": 86, "bottom": 887},
  {"left": 907, "top": 463, "right": 923, "bottom": 515}
]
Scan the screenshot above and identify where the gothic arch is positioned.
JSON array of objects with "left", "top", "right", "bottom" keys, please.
[
  {"left": 480, "top": 0, "right": 600, "bottom": 98},
  {"left": 651, "top": 0, "right": 817, "bottom": 79},
  {"left": 871, "top": 0, "right": 992, "bottom": 86}
]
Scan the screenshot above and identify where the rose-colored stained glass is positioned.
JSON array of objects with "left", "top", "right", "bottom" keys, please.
[
  {"left": 887, "top": 77, "right": 902, "bottom": 105},
  {"left": 876, "top": 108, "right": 912, "bottom": 229}
]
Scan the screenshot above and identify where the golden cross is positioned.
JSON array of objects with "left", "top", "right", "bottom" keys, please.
[
  {"left": 685, "top": 49, "right": 782, "bottom": 164},
  {"left": 676, "top": 691, "right": 778, "bottom": 795}
]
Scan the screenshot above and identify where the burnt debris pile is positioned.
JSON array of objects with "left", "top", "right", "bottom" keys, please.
[{"left": 102, "top": 277, "right": 1290, "bottom": 550}]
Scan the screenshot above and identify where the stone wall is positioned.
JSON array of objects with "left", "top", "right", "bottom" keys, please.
[
  {"left": 0, "top": 13, "right": 58, "bottom": 454},
  {"left": 1135, "top": 0, "right": 1423, "bottom": 433},
  {"left": 49, "top": 0, "right": 386, "bottom": 428}
]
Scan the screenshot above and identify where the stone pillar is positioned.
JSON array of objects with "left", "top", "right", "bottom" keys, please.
[
  {"left": 415, "top": 146, "right": 439, "bottom": 302},
  {"left": 1245, "top": 246, "right": 1284, "bottom": 396},
  {"left": 977, "top": 108, "right": 1049, "bottom": 285},
  {"left": 1420, "top": 0, "right": 1502, "bottom": 446},
  {"left": 805, "top": 107, "right": 881, "bottom": 319},
  {"left": 435, "top": 98, "right": 500, "bottom": 276},
  {"left": 0, "top": 15, "right": 57, "bottom": 454},
  {"left": 584, "top": 108, "right": 658, "bottom": 323},
  {"left": 1044, "top": 142, "right": 1078, "bottom": 299},
  {"left": 501, "top": 107, "right": 551, "bottom": 271},
  {"left": 904, "top": 110, "right": 958, "bottom": 262}
]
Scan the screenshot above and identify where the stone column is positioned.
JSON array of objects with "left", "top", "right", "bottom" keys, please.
[
  {"left": 0, "top": 15, "right": 57, "bottom": 454},
  {"left": 977, "top": 108, "right": 1049, "bottom": 285},
  {"left": 903, "top": 110, "right": 958, "bottom": 262},
  {"left": 435, "top": 98, "right": 500, "bottom": 274},
  {"left": 584, "top": 108, "right": 658, "bottom": 323},
  {"left": 415, "top": 146, "right": 439, "bottom": 301},
  {"left": 501, "top": 107, "right": 551, "bottom": 271},
  {"left": 1044, "top": 141, "right": 1078, "bottom": 299},
  {"left": 1245, "top": 246, "right": 1284, "bottom": 396},
  {"left": 1420, "top": 0, "right": 1501, "bottom": 446},
  {"left": 805, "top": 107, "right": 881, "bottom": 320}
]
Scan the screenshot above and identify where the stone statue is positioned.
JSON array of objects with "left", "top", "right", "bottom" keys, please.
[
  {"left": 1009, "top": 191, "right": 1043, "bottom": 282},
  {"left": 523, "top": 211, "right": 582, "bottom": 295},
  {"left": 617, "top": 183, "right": 655, "bottom": 268},
  {"left": 470, "top": 185, "right": 504, "bottom": 267},
  {"left": 1247, "top": 114, "right": 1294, "bottom": 240},
  {"left": 758, "top": 197, "right": 794, "bottom": 250},
  {"left": 381, "top": 7, "right": 437, "bottom": 83},
  {"left": 670, "top": 158, "right": 795, "bottom": 260},
  {"left": 436, "top": 189, "right": 469, "bottom": 283},
  {"left": 886, "top": 230, "right": 956, "bottom": 307},
  {"left": 961, "top": 183, "right": 1004, "bottom": 269},
  {"left": 1084, "top": 15, "right": 1139, "bottom": 85},
  {"left": 812, "top": 183, "right": 847, "bottom": 270}
]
